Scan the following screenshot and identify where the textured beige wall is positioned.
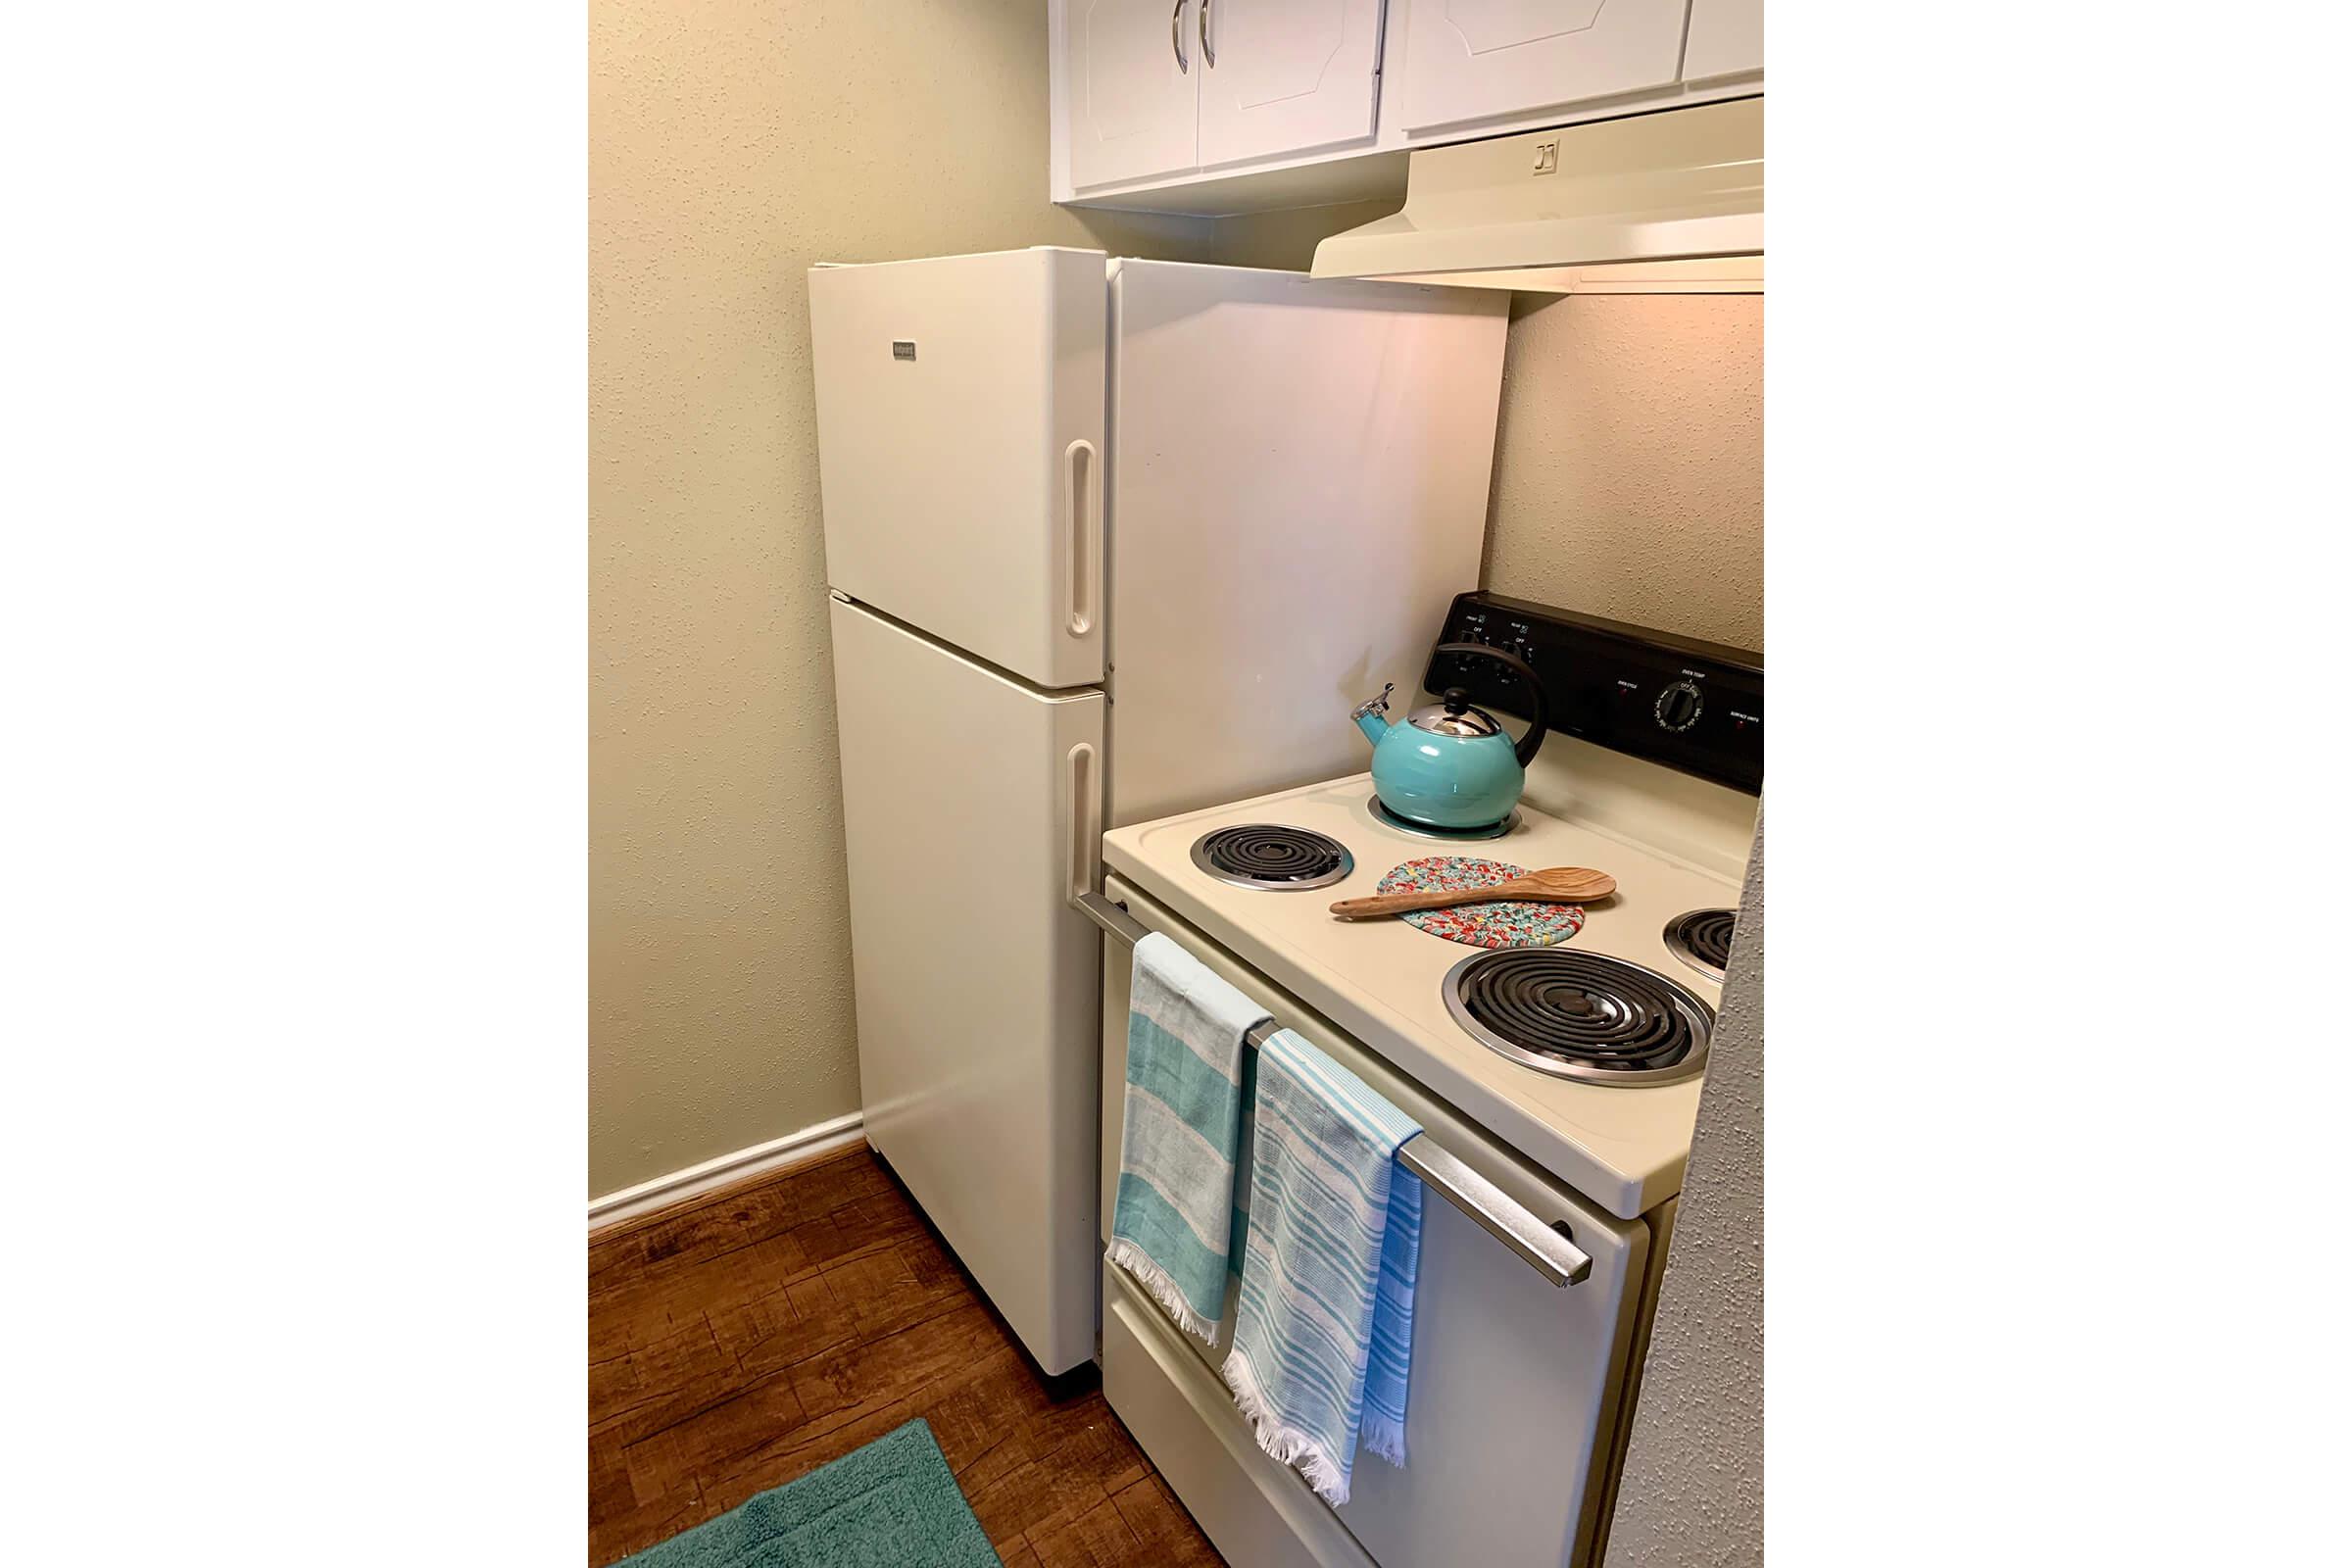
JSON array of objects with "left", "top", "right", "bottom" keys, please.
[
  {"left": 1206, "top": 199, "right": 1403, "bottom": 271},
  {"left": 1207, "top": 213, "right": 1764, "bottom": 652},
  {"left": 1482, "top": 294, "right": 1762, "bottom": 652},
  {"left": 1605, "top": 808, "right": 1763, "bottom": 1566},
  {"left": 589, "top": 0, "right": 1214, "bottom": 1199}
]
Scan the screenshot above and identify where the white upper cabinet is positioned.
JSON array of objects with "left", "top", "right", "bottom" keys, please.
[
  {"left": 1063, "top": 0, "right": 1202, "bottom": 190},
  {"left": 1196, "top": 0, "right": 1386, "bottom": 170},
  {"left": 1682, "top": 0, "right": 1761, "bottom": 81},
  {"left": 1049, "top": 0, "right": 1757, "bottom": 207},
  {"left": 1395, "top": 0, "right": 1691, "bottom": 134}
]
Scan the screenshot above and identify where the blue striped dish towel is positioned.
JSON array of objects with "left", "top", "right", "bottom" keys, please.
[
  {"left": 1223, "top": 1028, "right": 1424, "bottom": 1506},
  {"left": 1105, "top": 932, "right": 1268, "bottom": 1345}
]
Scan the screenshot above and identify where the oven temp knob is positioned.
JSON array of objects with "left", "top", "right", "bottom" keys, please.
[{"left": 1654, "top": 681, "right": 1702, "bottom": 732}]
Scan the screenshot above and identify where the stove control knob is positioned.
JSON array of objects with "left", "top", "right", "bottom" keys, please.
[{"left": 1654, "top": 681, "right": 1702, "bottom": 732}]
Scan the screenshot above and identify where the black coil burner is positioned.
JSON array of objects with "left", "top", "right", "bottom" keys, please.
[
  {"left": 1443, "top": 948, "right": 1713, "bottom": 1085},
  {"left": 1189, "top": 824, "right": 1353, "bottom": 891},
  {"left": 1662, "top": 908, "right": 1737, "bottom": 980}
]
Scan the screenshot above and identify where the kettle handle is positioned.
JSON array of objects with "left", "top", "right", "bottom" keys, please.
[{"left": 1435, "top": 643, "right": 1550, "bottom": 767}]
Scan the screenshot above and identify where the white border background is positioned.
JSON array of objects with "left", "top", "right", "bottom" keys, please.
[{"left": 5, "top": 3, "right": 586, "bottom": 1557}]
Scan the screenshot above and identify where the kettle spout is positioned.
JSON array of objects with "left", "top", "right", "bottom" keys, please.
[{"left": 1350, "top": 683, "right": 1396, "bottom": 748}]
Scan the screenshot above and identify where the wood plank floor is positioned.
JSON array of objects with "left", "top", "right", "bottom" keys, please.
[{"left": 589, "top": 1145, "right": 1225, "bottom": 1567}]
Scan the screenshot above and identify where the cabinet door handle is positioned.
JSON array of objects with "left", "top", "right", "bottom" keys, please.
[
  {"left": 1200, "top": 0, "right": 1214, "bottom": 68},
  {"left": 1065, "top": 742, "right": 1101, "bottom": 905},
  {"left": 1063, "top": 437, "right": 1098, "bottom": 637},
  {"left": 1171, "top": 0, "right": 1189, "bottom": 74}
]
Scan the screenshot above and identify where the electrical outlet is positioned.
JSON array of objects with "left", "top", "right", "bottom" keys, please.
[{"left": 1531, "top": 138, "right": 1559, "bottom": 176}]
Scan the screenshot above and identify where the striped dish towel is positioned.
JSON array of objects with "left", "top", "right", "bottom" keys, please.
[
  {"left": 1105, "top": 932, "right": 1268, "bottom": 1345},
  {"left": 1223, "top": 1028, "right": 1424, "bottom": 1507}
]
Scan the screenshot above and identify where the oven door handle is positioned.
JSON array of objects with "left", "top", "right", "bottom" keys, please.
[
  {"left": 1074, "top": 889, "right": 1594, "bottom": 1289},
  {"left": 1396, "top": 1137, "right": 1592, "bottom": 1287}
]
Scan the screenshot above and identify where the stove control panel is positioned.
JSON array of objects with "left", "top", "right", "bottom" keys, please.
[{"left": 1421, "top": 592, "right": 1762, "bottom": 794}]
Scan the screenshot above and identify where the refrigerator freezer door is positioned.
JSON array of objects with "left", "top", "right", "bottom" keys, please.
[
  {"left": 827, "top": 596, "right": 1106, "bottom": 1375},
  {"left": 1103, "top": 262, "right": 1508, "bottom": 826},
  {"left": 809, "top": 249, "right": 1106, "bottom": 689}
]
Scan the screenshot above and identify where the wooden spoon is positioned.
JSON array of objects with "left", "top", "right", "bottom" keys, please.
[{"left": 1329, "top": 866, "right": 1617, "bottom": 921}]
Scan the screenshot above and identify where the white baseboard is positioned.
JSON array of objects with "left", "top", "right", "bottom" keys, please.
[{"left": 589, "top": 1111, "right": 866, "bottom": 1233}]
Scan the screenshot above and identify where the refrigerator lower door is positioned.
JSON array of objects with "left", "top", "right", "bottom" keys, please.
[
  {"left": 828, "top": 595, "right": 1106, "bottom": 1374},
  {"left": 1102, "top": 261, "right": 1508, "bottom": 827},
  {"left": 809, "top": 248, "right": 1106, "bottom": 691}
]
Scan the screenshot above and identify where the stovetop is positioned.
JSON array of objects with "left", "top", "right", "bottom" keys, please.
[{"left": 1101, "top": 773, "right": 1743, "bottom": 1219}]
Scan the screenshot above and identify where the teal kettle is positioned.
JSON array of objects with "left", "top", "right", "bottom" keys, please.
[{"left": 1351, "top": 644, "right": 1550, "bottom": 831}]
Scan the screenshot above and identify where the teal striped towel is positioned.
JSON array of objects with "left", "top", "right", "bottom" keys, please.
[
  {"left": 1106, "top": 932, "right": 1268, "bottom": 1344},
  {"left": 1223, "top": 1028, "right": 1424, "bottom": 1506}
]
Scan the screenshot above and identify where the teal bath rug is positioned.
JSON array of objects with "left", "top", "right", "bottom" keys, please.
[{"left": 617, "top": 1418, "right": 999, "bottom": 1567}]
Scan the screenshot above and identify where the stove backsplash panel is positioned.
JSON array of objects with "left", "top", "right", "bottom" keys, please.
[{"left": 1422, "top": 592, "right": 1762, "bottom": 796}]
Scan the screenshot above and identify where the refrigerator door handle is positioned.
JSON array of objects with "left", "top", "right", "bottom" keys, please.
[
  {"left": 1064, "top": 742, "right": 1101, "bottom": 905},
  {"left": 1063, "top": 438, "right": 1099, "bottom": 638}
]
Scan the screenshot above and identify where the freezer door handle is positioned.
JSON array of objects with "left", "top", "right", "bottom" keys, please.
[
  {"left": 1065, "top": 742, "right": 1101, "bottom": 905},
  {"left": 1063, "top": 438, "right": 1099, "bottom": 638}
]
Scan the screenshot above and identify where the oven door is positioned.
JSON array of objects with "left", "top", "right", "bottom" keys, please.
[{"left": 1097, "top": 875, "right": 1652, "bottom": 1568}]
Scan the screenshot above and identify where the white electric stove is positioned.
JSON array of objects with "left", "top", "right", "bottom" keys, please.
[
  {"left": 1084, "top": 593, "right": 1762, "bottom": 1568},
  {"left": 1102, "top": 771, "right": 1739, "bottom": 1220}
]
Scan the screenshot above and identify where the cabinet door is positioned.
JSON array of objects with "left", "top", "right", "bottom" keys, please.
[
  {"left": 1683, "top": 0, "right": 1761, "bottom": 81},
  {"left": 1065, "top": 0, "right": 1201, "bottom": 189},
  {"left": 1196, "top": 0, "right": 1385, "bottom": 169},
  {"left": 1396, "top": 0, "right": 1690, "bottom": 134}
]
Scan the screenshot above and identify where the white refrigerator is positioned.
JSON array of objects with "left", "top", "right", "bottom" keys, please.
[{"left": 808, "top": 248, "right": 1506, "bottom": 1374}]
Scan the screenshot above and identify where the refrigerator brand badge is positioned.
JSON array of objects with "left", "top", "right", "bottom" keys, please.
[{"left": 891, "top": 340, "right": 916, "bottom": 361}]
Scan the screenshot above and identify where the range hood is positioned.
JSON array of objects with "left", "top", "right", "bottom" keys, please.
[{"left": 1312, "top": 97, "right": 1761, "bottom": 295}]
